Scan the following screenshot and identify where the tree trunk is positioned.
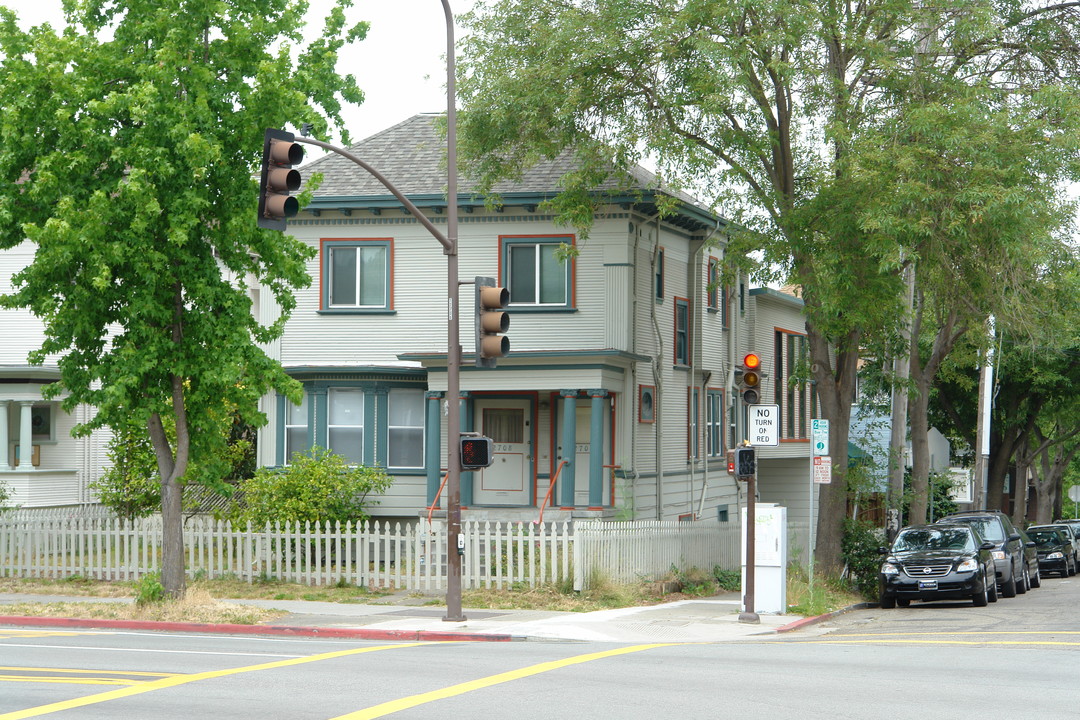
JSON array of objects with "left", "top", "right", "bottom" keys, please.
[
  {"left": 909, "top": 372, "right": 931, "bottom": 523},
  {"left": 808, "top": 324, "right": 861, "bottom": 575},
  {"left": 147, "top": 372, "right": 191, "bottom": 599}
]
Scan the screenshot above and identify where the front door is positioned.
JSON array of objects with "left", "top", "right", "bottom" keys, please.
[{"left": 472, "top": 399, "right": 532, "bottom": 506}]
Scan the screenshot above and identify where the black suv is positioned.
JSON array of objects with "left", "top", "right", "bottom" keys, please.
[{"left": 937, "top": 511, "right": 1040, "bottom": 597}]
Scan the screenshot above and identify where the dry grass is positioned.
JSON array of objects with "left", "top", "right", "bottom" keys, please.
[
  {"left": 0, "top": 587, "right": 286, "bottom": 625},
  {"left": 0, "top": 575, "right": 390, "bottom": 603}
]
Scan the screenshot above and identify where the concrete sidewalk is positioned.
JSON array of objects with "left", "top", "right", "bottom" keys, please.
[{"left": 0, "top": 592, "right": 844, "bottom": 643}]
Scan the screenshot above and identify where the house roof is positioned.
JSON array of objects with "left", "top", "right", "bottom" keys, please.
[{"left": 301, "top": 114, "right": 727, "bottom": 233}]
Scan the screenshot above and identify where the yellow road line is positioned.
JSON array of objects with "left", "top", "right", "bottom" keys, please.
[
  {"left": 0, "top": 667, "right": 177, "bottom": 678},
  {"left": 0, "top": 643, "right": 426, "bottom": 720},
  {"left": 0, "top": 675, "right": 143, "bottom": 687},
  {"left": 794, "top": 638, "right": 1080, "bottom": 646},
  {"left": 0, "top": 631, "right": 96, "bottom": 639},
  {"left": 330, "top": 643, "right": 680, "bottom": 720}
]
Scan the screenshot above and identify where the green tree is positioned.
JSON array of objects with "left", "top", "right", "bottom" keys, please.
[
  {"left": 90, "top": 419, "right": 162, "bottom": 525},
  {"left": 0, "top": 0, "right": 365, "bottom": 597},
  {"left": 456, "top": 0, "right": 1080, "bottom": 571}
]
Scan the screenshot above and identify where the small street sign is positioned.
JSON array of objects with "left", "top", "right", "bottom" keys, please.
[
  {"left": 748, "top": 404, "right": 780, "bottom": 446},
  {"left": 813, "top": 456, "right": 832, "bottom": 484},
  {"left": 812, "top": 418, "right": 829, "bottom": 456}
]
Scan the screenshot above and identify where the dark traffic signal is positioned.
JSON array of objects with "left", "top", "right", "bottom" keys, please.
[
  {"left": 460, "top": 435, "right": 495, "bottom": 470},
  {"left": 258, "top": 128, "right": 304, "bottom": 231},
  {"left": 734, "top": 446, "right": 756, "bottom": 479},
  {"left": 475, "top": 276, "right": 510, "bottom": 368}
]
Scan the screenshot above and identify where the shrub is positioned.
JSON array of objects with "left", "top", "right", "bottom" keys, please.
[
  {"left": 0, "top": 478, "right": 11, "bottom": 514},
  {"left": 231, "top": 446, "right": 392, "bottom": 526},
  {"left": 134, "top": 571, "right": 166, "bottom": 605},
  {"left": 841, "top": 518, "right": 884, "bottom": 600}
]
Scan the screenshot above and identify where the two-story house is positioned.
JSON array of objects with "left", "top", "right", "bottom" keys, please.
[{"left": 256, "top": 114, "right": 819, "bottom": 530}]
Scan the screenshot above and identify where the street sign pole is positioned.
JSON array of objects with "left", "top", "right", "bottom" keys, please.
[{"left": 809, "top": 419, "right": 829, "bottom": 592}]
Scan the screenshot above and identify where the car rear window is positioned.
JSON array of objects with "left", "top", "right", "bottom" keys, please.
[{"left": 951, "top": 517, "right": 1004, "bottom": 542}]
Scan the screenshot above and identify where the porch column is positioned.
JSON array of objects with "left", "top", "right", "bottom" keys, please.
[
  {"left": 588, "top": 390, "right": 608, "bottom": 508},
  {"left": 367, "top": 386, "right": 388, "bottom": 467},
  {"left": 559, "top": 390, "right": 578, "bottom": 507},
  {"left": 18, "top": 401, "right": 33, "bottom": 469},
  {"left": 425, "top": 391, "right": 444, "bottom": 505},
  {"left": 0, "top": 400, "right": 9, "bottom": 471},
  {"left": 459, "top": 391, "right": 474, "bottom": 506}
]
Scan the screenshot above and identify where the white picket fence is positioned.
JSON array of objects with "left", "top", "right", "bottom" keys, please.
[{"left": 0, "top": 515, "right": 782, "bottom": 591}]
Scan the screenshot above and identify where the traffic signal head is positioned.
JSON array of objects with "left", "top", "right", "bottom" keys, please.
[
  {"left": 735, "top": 446, "right": 756, "bottom": 479},
  {"left": 460, "top": 435, "right": 494, "bottom": 470},
  {"left": 258, "top": 128, "right": 304, "bottom": 231},
  {"left": 475, "top": 276, "right": 510, "bottom": 368},
  {"left": 740, "top": 353, "right": 761, "bottom": 404}
]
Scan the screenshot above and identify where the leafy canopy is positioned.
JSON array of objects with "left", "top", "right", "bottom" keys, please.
[{"left": 0, "top": 0, "right": 365, "bottom": 478}]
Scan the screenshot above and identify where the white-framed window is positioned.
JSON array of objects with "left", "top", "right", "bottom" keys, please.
[
  {"left": 284, "top": 393, "right": 309, "bottom": 462},
  {"left": 503, "top": 236, "right": 573, "bottom": 307},
  {"left": 387, "top": 388, "right": 424, "bottom": 469},
  {"left": 706, "top": 389, "right": 724, "bottom": 457},
  {"left": 327, "top": 388, "right": 364, "bottom": 464},
  {"left": 322, "top": 240, "right": 391, "bottom": 310}
]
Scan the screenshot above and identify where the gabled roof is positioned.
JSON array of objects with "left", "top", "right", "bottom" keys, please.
[{"left": 301, "top": 114, "right": 727, "bottom": 233}]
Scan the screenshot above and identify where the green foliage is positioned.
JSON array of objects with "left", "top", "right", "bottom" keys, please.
[
  {"left": 91, "top": 421, "right": 161, "bottom": 524},
  {"left": 841, "top": 519, "right": 884, "bottom": 600},
  {"left": 0, "top": 478, "right": 12, "bottom": 514},
  {"left": 0, "top": 1, "right": 366, "bottom": 594},
  {"left": 134, "top": 571, "right": 166, "bottom": 606},
  {"left": 712, "top": 567, "right": 741, "bottom": 592},
  {"left": 231, "top": 447, "right": 392, "bottom": 527}
]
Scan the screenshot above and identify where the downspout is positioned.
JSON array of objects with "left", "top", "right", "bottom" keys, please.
[
  {"left": 651, "top": 214, "right": 665, "bottom": 519},
  {"left": 691, "top": 219, "right": 721, "bottom": 519},
  {"left": 630, "top": 221, "right": 642, "bottom": 516}
]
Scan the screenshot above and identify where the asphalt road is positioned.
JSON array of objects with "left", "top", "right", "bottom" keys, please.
[{"left": 2, "top": 575, "right": 1079, "bottom": 720}]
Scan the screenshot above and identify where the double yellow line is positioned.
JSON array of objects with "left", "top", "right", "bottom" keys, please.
[{"left": 1, "top": 642, "right": 677, "bottom": 720}]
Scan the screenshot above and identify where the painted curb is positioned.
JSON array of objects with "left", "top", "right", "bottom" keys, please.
[
  {"left": 0, "top": 615, "right": 518, "bottom": 642},
  {"left": 774, "top": 602, "right": 874, "bottom": 633}
]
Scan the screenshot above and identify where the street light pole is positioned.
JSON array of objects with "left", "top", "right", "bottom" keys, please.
[{"left": 441, "top": 0, "right": 465, "bottom": 623}]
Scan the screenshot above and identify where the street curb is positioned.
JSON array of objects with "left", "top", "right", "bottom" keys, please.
[
  {"left": 774, "top": 602, "right": 874, "bottom": 633},
  {"left": 0, "top": 615, "right": 518, "bottom": 642}
]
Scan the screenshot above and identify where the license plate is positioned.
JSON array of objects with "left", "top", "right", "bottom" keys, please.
[{"left": 918, "top": 580, "right": 938, "bottom": 590}]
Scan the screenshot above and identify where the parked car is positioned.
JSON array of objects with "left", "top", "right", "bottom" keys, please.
[
  {"left": 1051, "top": 520, "right": 1080, "bottom": 565},
  {"left": 879, "top": 524, "right": 998, "bottom": 608},
  {"left": 1026, "top": 526, "right": 1076, "bottom": 577},
  {"left": 1030, "top": 523, "right": 1079, "bottom": 572},
  {"left": 937, "top": 510, "right": 1040, "bottom": 597}
]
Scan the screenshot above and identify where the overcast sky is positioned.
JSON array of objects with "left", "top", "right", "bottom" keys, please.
[{"left": 7, "top": 0, "right": 475, "bottom": 143}]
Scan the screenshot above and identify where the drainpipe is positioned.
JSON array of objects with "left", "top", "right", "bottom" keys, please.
[{"left": 651, "top": 214, "right": 664, "bottom": 519}]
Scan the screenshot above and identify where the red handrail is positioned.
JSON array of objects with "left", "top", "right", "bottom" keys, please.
[
  {"left": 534, "top": 460, "right": 567, "bottom": 525},
  {"left": 427, "top": 472, "right": 449, "bottom": 527}
]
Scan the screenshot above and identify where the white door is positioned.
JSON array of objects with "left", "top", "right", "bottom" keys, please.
[
  {"left": 574, "top": 404, "right": 611, "bottom": 506},
  {"left": 472, "top": 399, "right": 532, "bottom": 506}
]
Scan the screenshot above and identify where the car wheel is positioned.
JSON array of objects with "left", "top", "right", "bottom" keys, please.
[
  {"left": 973, "top": 582, "right": 989, "bottom": 607},
  {"left": 880, "top": 594, "right": 896, "bottom": 609},
  {"left": 895, "top": 598, "right": 910, "bottom": 608},
  {"left": 1070, "top": 558, "right": 1077, "bottom": 577},
  {"left": 1001, "top": 570, "right": 1017, "bottom": 598},
  {"left": 1016, "top": 564, "right": 1028, "bottom": 594},
  {"left": 988, "top": 575, "right": 998, "bottom": 603},
  {"left": 1030, "top": 566, "right": 1041, "bottom": 589}
]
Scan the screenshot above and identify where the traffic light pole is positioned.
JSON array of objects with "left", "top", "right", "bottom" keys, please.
[{"left": 289, "top": 0, "right": 466, "bottom": 622}]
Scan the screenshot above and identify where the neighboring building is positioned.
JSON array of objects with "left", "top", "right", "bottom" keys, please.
[
  {"left": 0, "top": 242, "right": 109, "bottom": 508},
  {"left": 256, "top": 114, "right": 818, "bottom": 528},
  {"left": 1, "top": 114, "right": 819, "bottom": 533}
]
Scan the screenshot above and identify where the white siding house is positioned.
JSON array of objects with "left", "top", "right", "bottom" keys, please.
[
  {"left": 0, "top": 242, "right": 109, "bottom": 508},
  {"left": 261, "top": 114, "right": 819, "bottom": 528}
]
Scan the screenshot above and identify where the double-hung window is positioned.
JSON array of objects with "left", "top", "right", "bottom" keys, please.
[
  {"left": 503, "top": 236, "right": 573, "bottom": 308},
  {"left": 706, "top": 389, "right": 724, "bottom": 457},
  {"left": 387, "top": 388, "right": 424, "bottom": 469},
  {"left": 674, "top": 297, "right": 690, "bottom": 366},
  {"left": 322, "top": 239, "right": 391, "bottom": 311},
  {"left": 284, "top": 394, "right": 309, "bottom": 462},
  {"left": 327, "top": 388, "right": 364, "bottom": 464}
]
